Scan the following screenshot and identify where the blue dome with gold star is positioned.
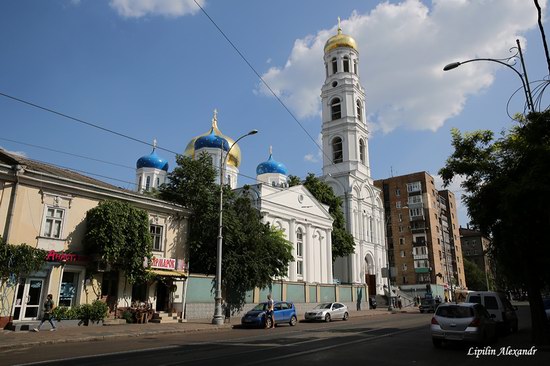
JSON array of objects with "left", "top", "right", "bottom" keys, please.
[
  {"left": 256, "top": 153, "right": 288, "bottom": 175},
  {"left": 136, "top": 149, "right": 169, "bottom": 171}
]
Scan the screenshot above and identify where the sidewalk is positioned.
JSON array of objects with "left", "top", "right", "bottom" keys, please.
[{"left": 0, "top": 307, "right": 414, "bottom": 351}]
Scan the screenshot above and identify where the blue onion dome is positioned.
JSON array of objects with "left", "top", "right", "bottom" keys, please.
[
  {"left": 256, "top": 150, "right": 288, "bottom": 175},
  {"left": 194, "top": 128, "right": 230, "bottom": 151},
  {"left": 136, "top": 144, "right": 169, "bottom": 171},
  {"left": 184, "top": 109, "right": 242, "bottom": 167}
]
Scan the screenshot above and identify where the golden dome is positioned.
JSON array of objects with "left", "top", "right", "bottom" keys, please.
[
  {"left": 324, "top": 18, "right": 357, "bottom": 53},
  {"left": 183, "top": 110, "right": 241, "bottom": 168}
]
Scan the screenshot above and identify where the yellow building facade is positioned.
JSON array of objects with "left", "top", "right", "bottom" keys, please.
[{"left": 0, "top": 149, "right": 190, "bottom": 327}]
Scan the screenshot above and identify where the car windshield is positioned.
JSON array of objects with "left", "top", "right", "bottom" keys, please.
[
  {"left": 251, "top": 303, "right": 267, "bottom": 311},
  {"left": 314, "top": 303, "right": 332, "bottom": 310},
  {"left": 436, "top": 306, "right": 474, "bottom": 318},
  {"left": 421, "top": 299, "right": 434, "bottom": 305}
]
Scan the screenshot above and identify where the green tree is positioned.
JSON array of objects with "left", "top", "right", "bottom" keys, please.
[
  {"left": 439, "top": 111, "right": 550, "bottom": 345},
  {"left": 222, "top": 189, "right": 293, "bottom": 311},
  {"left": 462, "top": 258, "right": 487, "bottom": 291},
  {"left": 290, "top": 173, "right": 355, "bottom": 258},
  {"left": 84, "top": 200, "right": 152, "bottom": 284},
  {"left": 160, "top": 153, "right": 293, "bottom": 312}
]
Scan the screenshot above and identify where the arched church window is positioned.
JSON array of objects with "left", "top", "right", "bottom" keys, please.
[
  {"left": 145, "top": 176, "right": 151, "bottom": 191},
  {"left": 296, "top": 228, "right": 304, "bottom": 277},
  {"left": 325, "top": 63, "right": 328, "bottom": 78},
  {"left": 156, "top": 177, "right": 160, "bottom": 187},
  {"left": 353, "top": 59, "right": 358, "bottom": 74},
  {"left": 138, "top": 176, "right": 142, "bottom": 190},
  {"left": 343, "top": 56, "right": 350, "bottom": 73},
  {"left": 356, "top": 99, "right": 363, "bottom": 122},
  {"left": 331, "top": 98, "right": 341, "bottom": 120},
  {"left": 359, "top": 138, "right": 365, "bottom": 164},
  {"left": 332, "top": 137, "right": 343, "bottom": 164},
  {"left": 331, "top": 57, "right": 338, "bottom": 74}
]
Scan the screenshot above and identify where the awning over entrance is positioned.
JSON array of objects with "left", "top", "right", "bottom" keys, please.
[{"left": 149, "top": 269, "right": 187, "bottom": 279}]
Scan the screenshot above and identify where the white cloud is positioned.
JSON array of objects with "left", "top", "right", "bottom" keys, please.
[
  {"left": 0, "top": 146, "right": 27, "bottom": 157},
  {"left": 304, "top": 154, "right": 318, "bottom": 163},
  {"left": 258, "top": 0, "right": 543, "bottom": 133},
  {"left": 109, "top": 0, "right": 204, "bottom": 18}
]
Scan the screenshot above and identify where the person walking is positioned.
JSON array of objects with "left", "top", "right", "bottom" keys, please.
[
  {"left": 266, "top": 294, "right": 275, "bottom": 329},
  {"left": 33, "top": 294, "right": 56, "bottom": 332}
]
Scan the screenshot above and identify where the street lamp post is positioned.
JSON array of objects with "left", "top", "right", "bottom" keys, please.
[
  {"left": 443, "top": 39, "right": 534, "bottom": 113},
  {"left": 212, "top": 129, "right": 258, "bottom": 325}
]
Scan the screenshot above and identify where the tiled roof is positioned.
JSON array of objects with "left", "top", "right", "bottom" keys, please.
[{"left": 0, "top": 148, "right": 128, "bottom": 192}]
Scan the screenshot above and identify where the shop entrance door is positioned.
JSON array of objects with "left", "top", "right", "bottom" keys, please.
[{"left": 12, "top": 278, "right": 44, "bottom": 321}]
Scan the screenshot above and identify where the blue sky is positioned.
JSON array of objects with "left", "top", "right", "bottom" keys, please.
[{"left": 1, "top": 0, "right": 548, "bottom": 226}]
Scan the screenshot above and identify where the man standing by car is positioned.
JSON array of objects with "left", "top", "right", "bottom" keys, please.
[{"left": 267, "top": 294, "right": 275, "bottom": 328}]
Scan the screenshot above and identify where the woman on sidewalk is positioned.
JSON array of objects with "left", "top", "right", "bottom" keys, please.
[{"left": 33, "top": 294, "right": 56, "bottom": 332}]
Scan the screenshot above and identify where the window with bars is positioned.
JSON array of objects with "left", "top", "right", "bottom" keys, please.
[
  {"left": 43, "top": 207, "right": 64, "bottom": 238},
  {"left": 150, "top": 224, "right": 163, "bottom": 251}
]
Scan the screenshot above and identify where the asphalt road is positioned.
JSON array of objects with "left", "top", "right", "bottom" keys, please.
[{"left": 2, "top": 307, "right": 548, "bottom": 366}]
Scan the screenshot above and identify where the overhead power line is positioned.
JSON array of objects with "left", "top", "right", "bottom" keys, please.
[{"left": 0, "top": 91, "right": 180, "bottom": 156}]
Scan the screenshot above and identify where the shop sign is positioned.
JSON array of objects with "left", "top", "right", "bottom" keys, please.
[
  {"left": 150, "top": 256, "right": 176, "bottom": 270},
  {"left": 45, "top": 250, "right": 88, "bottom": 262}
]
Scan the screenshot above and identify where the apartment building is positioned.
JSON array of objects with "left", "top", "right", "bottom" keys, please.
[
  {"left": 374, "top": 172, "right": 466, "bottom": 300},
  {"left": 459, "top": 226, "right": 493, "bottom": 290}
]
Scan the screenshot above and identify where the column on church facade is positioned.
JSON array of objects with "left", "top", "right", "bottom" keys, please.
[
  {"left": 288, "top": 219, "right": 297, "bottom": 282},
  {"left": 306, "top": 223, "right": 314, "bottom": 282},
  {"left": 326, "top": 229, "right": 333, "bottom": 283}
]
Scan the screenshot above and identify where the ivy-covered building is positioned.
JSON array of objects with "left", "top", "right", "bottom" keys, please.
[{"left": 0, "top": 149, "right": 190, "bottom": 328}]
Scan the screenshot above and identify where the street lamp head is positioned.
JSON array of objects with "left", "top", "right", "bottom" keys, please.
[
  {"left": 247, "top": 129, "right": 259, "bottom": 136},
  {"left": 443, "top": 62, "right": 461, "bottom": 71}
]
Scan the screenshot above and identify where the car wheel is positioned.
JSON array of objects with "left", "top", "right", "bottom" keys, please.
[
  {"left": 265, "top": 316, "right": 273, "bottom": 329},
  {"left": 343, "top": 312, "right": 349, "bottom": 321},
  {"left": 325, "top": 313, "right": 331, "bottom": 322},
  {"left": 432, "top": 338, "right": 443, "bottom": 348},
  {"left": 289, "top": 315, "right": 297, "bottom": 326}
]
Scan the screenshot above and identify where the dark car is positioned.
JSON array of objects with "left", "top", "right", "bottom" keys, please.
[
  {"left": 369, "top": 296, "right": 377, "bottom": 309},
  {"left": 241, "top": 301, "right": 298, "bottom": 328},
  {"left": 431, "top": 302, "right": 497, "bottom": 348},
  {"left": 420, "top": 298, "right": 437, "bottom": 313}
]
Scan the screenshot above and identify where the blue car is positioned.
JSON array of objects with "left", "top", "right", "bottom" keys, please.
[{"left": 241, "top": 301, "right": 298, "bottom": 328}]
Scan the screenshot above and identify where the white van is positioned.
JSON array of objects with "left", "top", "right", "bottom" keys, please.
[{"left": 466, "top": 291, "right": 518, "bottom": 333}]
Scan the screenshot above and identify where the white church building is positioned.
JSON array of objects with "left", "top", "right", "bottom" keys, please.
[{"left": 135, "top": 23, "right": 387, "bottom": 295}]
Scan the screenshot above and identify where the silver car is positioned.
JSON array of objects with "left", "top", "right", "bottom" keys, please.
[
  {"left": 304, "top": 302, "right": 349, "bottom": 322},
  {"left": 431, "top": 302, "right": 497, "bottom": 348}
]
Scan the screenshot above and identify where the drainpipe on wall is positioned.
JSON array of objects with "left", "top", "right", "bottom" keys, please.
[{"left": 3, "top": 164, "right": 23, "bottom": 244}]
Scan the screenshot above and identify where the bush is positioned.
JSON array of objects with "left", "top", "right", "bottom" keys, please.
[
  {"left": 51, "top": 306, "right": 79, "bottom": 321},
  {"left": 77, "top": 300, "right": 109, "bottom": 325},
  {"left": 122, "top": 310, "right": 134, "bottom": 323}
]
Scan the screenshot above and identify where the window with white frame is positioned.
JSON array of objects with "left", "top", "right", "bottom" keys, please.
[
  {"left": 400, "top": 250, "right": 405, "bottom": 257},
  {"left": 150, "top": 224, "right": 163, "bottom": 251},
  {"left": 332, "top": 137, "right": 343, "bottom": 163},
  {"left": 409, "top": 207, "right": 423, "bottom": 217},
  {"left": 408, "top": 195, "right": 423, "bottom": 205},
  {"left": 407, "top": 181, "right": 422, "bottom": 193},
  {"left": 396, "top": 201, "right": 401, "bottom": 209},
  {"left": 43, "top": 207, "right": 64, "bottom": 238},
  {"left": 296, "top": 229, "right": 304, "bottom": 277},
  {"left": 402, "top": 263, "right": 407, "bottom": 271},
  {"left": 296, "top": 229, "right": 303, "bottom": 257},
  {"left": 399, "top": 237, "right": 405, "bottom": 245},
  {"left": 297, "top": 260, "right": 303, "bottom": 276}
]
